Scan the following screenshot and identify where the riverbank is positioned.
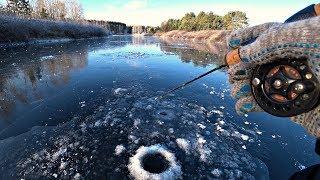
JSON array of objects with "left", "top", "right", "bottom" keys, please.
[
  {"left": 156, "top": 30, "right": 231, "bottom": 43},
  {"left": 156, "top": 30, "right": 231, "bottom": 65},
  {"left": 0, "top": 15, "right": 108, "bottom": 45}
]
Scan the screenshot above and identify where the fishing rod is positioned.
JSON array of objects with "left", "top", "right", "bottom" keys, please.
[
  {"left": 158, "top": 3, "right": 320, "bottom": 118},
  {"left": 156, "top": 64, "right": 227, "bottom": 100}
]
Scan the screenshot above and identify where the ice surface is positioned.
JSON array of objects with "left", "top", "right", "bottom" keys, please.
[{"left": 0, "top": 84, "right": 269, "bottom": 179}]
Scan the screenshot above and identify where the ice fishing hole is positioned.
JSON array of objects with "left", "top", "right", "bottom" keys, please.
[
  {"left": 155, "top": 109, "right": 175, "bottom": 120},
  {"left": 159, "top": 111, "right": 168, "bottom": 116},
  {"left": 141, "top": 152, "right": 170, "bottom": 173}
]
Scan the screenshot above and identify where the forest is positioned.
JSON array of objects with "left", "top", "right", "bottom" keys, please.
[{"left": 159, "top": 11, "right": 248, "bottom": 32}]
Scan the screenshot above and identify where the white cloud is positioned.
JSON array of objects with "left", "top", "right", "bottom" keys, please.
[
  {"left": 123, "top": 0, "right": 148, "bottom": 10},
  {"left": 85, "top": 1, "right": 309, "bottom": 26}
]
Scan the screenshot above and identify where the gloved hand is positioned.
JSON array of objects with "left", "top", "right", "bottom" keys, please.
[{"left": 226, "top": 17, "right": 320, "bottom": 137}]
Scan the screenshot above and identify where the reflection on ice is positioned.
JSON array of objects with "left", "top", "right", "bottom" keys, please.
[{"left": 0, "top": 84, "right": 269, "bottom": 179}]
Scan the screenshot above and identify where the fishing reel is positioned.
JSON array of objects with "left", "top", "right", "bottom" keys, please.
[{"left": 251, "top": 58, "right": 320, "bottom": 117}]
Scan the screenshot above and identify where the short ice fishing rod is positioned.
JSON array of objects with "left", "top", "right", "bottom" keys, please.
[
  {"left": 158, "top": 4, "right": 320, "bottom": 117},
  {"left": 156, "top": 64, "right": 227, "bottom": 100}
]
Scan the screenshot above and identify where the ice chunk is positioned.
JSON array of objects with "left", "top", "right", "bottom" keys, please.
[
  {"left": 134, "top": 119, "right": 141, "bottom": 128},
  {"left": 197, "top": 123, "right": 206, "bottom": 129},
  {"left": 59, "top": 162, "right": 68, "bottom": 170},
  {"left": 79, "top": 101, "right": 86, "bottom": 108},
  {"left": 74, "top": 173, "right": 82, "bottom": 180},
  {"left": 241, "top": 134, "right": 249, "bottom": 141},
  {"left": 94, "top": 120, "right": 102, "bottom": 127},
  {"left": 176, "top": 138, "right": 190, "bottom": 153},
  {"left": 52, "top": 148, "right": 67, "bottom": 161},
  {"left": 218, "top": 120, "right": 225, "bottom": 125},
  {"left": 115, "top": 145, "right": 126, "bottom": 156},
  {"left": 211, "top": 169, "right": 222, "bottom": 177},
  {"left": 297, "top": 164, "right": 306, "bottom": 170},
  {"left": 113, "top": 88, "right": 128, "bottom": 95},
  {"left": 53, "top": 173, "right": 58, "bottom": 178},
  {"left": 40, "top": 55, "right": 54, "bottom": 61},
  {"left": 197, "top": 136, "right": 211, "bottom": 162}
]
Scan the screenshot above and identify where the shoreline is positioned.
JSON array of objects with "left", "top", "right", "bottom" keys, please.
[
  {"left": 0, "top": 36, "right": 109, "bottom": 48},
  {"left": 156, "top": 30, "right": 231, "bottom": 65},
  {"left": 0, "top": 15, "right": 108, "bottom": 47},
  {"left": 156, "top": 30, "right": 231, "bottom": 43}
]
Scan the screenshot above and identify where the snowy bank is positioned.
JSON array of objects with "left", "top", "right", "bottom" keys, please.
[{"left": 0, "top": 16, "right": 108, "bottom": 45}]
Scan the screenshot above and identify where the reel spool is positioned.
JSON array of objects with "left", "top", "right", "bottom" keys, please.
[{"left": 251, "top": 58, "right": 320, "bottom": 117}]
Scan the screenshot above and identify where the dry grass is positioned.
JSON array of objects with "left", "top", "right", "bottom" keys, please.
[
  {"left": 0, "top": 15, "right": 108, "bottom": 44},
  {"left": 158, "top": 30, "right": 231, "bottom": 65},
  {"left": 158, "top": 30, "right": 231, "bottom": 43}
]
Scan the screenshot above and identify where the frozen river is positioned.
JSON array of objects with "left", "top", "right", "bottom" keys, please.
[{"left": 0, "top": 35, "right": 318, "bottom": 179}]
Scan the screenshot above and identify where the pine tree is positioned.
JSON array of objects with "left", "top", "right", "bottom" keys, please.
[
  {"left": 40, "top": 7, "right": 48, "bottom": 18},
  {"left": 223, "top": 11, "right": 248, "bottom": 30}
]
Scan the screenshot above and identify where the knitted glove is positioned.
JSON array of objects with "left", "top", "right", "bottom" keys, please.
[{"left": 226, "top": 17, "right": 320, "bottom": 137}]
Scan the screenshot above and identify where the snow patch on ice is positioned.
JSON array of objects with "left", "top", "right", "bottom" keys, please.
[
  {"left": 232, "top": 131, "right": 250, "bottom": 141},
  {"left": 197, "top": 136, "right": 211, "bottom": 162}
]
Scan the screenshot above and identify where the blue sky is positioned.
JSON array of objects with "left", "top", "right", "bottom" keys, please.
[
  {"left": 81, "top": 0, "right": 319, "bottom": 26},
  {"left": 0, "top": 0, "right": 318, "bottom": 26}
]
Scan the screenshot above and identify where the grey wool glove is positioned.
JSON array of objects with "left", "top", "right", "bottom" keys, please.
[{"left": 226, "top": 17, "right": 320, "bottom": 137}]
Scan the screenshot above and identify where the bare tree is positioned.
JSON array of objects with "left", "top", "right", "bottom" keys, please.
[
  {"left": 47, "top": 0, "right": 67, "bottom": 20},
  {"left": 33, "top": 0, "right": 48, "bottom": 18},
  {"left": 67, "top": 0, "right": 83, "bottom": 22},
  {"left": 5, "top": 0, "right": 32, "bottom": 17}
]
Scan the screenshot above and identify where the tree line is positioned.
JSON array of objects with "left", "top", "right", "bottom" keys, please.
[
  {"left": 0, "top": 0, "right": 83, "bottom": 21},
  {"left": 160, "top": 11, "right": 248, "bottom": 32}
]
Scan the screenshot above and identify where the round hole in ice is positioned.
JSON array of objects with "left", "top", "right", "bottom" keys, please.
[
  {"left": 141, "top": 152, "right": 170, "bottom": 173},
  {"left": 128, "top": 145, "right": 182, "bottom": 179}
]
